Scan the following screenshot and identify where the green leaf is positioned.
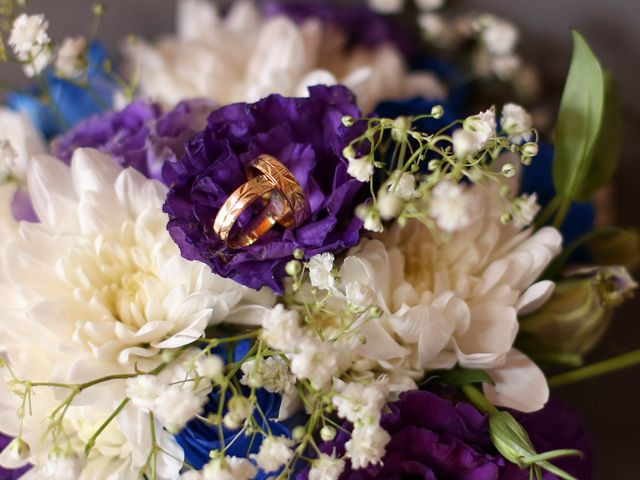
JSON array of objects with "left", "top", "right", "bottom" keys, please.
[
  {"left": 585, "top": 227, "right": 639, "bottom": 267},
  {"left": 433, "top": 368, "right": 494, "bottom": 387},
  {"left": 553, "top": 31, "right": 622, "bottom": 202}
]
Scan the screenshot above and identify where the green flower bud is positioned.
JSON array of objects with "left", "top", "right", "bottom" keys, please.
[
  {"left": 489, "top": 411, "right": 581, "bottom": 479},
  {"left": 521, "top": 142, "right": 539, "bottom": 158},
  {"left": 285, "top": 260, "right": 302, "bottom": 277},
  {"left": 320, "top": 425, "right": 337, "bottom": 441},
  {"left": 7, "top": 438, "right": 30, "bottom": 461},
  {"left": 501, "top": 163, "right": 517, "bottom": 178},
  {"left": 292, "top": 426, "right": 306, "bottom": 442},
  {"left": 521, "top": 266, "right": 637, "bottom": 355},
  {"left": 431, "top": 105, "right": 445, "bottom": 119},
  {"left": 293, "top": 248, "right": 305, "bottom": 260},
  {"left": 342, "top": 145, "right": 356, "bottom": 161},
  {"left": 341, "top": 115, "right": 355, "bottom": 127}
]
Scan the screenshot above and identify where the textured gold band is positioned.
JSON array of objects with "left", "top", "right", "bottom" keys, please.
[{"left": 212, "top": 155, "right": 310, "bottom": 249}]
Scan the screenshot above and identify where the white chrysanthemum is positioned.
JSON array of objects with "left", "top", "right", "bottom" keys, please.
[
  {"left": 126, "top": 0, "right": 445, "bottom": 112},
  {"left": 337, "top": 184, "right": 562, "bottom": 412},
  {"left": 251, "top": 436, "right": 294, "bottom": 473},
  {"left": 8, "top": 13, "right": 50, "bottom": 58},
  {"left": 309, "top": 454, "right": 346, "bottom": 480},
  {"left": 0, "top": 375, "right": 183, "bottom": 479},
  {"left": 0, "top": 149, "right": 271, "bottom": 386}
]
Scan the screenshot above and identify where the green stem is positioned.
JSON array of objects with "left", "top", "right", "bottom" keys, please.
[
  {"left": 552, "top": 198, "right": 572, "bottom": 229},
  {"left": 548, "top": 349, "right": 640, "bottom": 387},
  {"left": 84, "top": 398, "right": 129, "bottom": 455},
  {"left": 535, "top": 195, "right": 561, "bottom": 229},
  {"left": 461, "top": 384, "right": 499, "bottom": 416}
]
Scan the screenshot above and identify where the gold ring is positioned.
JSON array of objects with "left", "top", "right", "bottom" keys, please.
[
  {"left": 246, "top": 154, "right": 311, "bottom": 228},
  {"left": 212, "top": 155, "right": 310, "bottom": 249}
]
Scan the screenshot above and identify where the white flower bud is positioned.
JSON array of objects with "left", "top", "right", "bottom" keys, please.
[
  {"left": 377, "top": 190, "right": 404, "bottom": 220},
  {"left": 196, "top": 355, "right": 224, "bottom": 380},
  {"left": 501, "top": 163, "right": 516, "bottom": 178},
  {"left": 7, "top": 438, "right": 30, "bottom": 461},
  {"left": 430, "top": 104, "right": 445, "bottom": 119},
  {"left": 285, "top": 259, "right": 303, "bottom": 277},
  {"left": 320, "top": 425, "right": 337, "bottom": 442},
  {"left": 521, "top": 142, "right": 539, "bottom": 158}
]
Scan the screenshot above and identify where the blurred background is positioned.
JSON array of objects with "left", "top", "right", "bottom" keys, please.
[{"left": 1, "top": 0, "right": 638, "bottom": 478}]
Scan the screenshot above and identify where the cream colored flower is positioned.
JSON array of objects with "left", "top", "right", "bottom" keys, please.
[
  {"left": 337, "top": 185, "right": 562, "bottom": 412},
  {"left": 0, "top": 149, "right": 271, "bottom": 387},
  {"left": 127, "top": 0, "right": 445, "bottom": 112}
]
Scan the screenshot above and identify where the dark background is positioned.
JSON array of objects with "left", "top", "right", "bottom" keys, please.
[{"left": 1, "top": 1, "right": 638, "bottom": 478}]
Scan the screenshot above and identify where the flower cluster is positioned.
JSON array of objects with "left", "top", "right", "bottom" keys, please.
[{"left": 0, "top": 1, "right": 636, "bottom": 480}]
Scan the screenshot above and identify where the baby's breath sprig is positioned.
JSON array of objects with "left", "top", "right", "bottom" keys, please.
[{"left": 342, "top": 103, "right": 541, "bottom": 235}]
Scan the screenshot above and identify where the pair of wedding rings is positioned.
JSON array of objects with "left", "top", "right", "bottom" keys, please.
[{"left": 213, "top": 155, "right": 311, "bottom": 248}]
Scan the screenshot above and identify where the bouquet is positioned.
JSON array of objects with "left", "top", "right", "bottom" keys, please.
[{"left": 0, "top": 1, "right": 636, "bottom": 479}]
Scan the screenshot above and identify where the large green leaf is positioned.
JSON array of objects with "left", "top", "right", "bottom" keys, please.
[{"left": 553, "top": 31, "right": 623, "bottom": 202}]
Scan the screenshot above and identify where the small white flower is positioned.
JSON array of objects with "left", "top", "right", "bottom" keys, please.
[
  {"left": 415, "top": 0, "right": 445, "bottom": 11},
  {"left": 8, "top": 14, "right": 50, "bottom": 58},
  {"left": 224, "top": 395, "right": 254, "bottom": 429},
  {"left": 418, "top": 13, "right": 447, "bottom": 42},
  {"left": 501, "top": 103, "right": 533, "bottom": 143},
  {"left": 261, "top": 304, "right": 303, "bottom": 351},
  {"left": 23, "top": 45, "right": 52, "bottom": 77},
  {"left": 126, "top": 374, "right": 163, "bottom": 413},
  {"left": 241, "top": 356, "right": 295, "bottom": 394},
  {"left": 368, "top": 0, "right": 405, "bottom": 14},
  {"left": 491, "top": 54, "right": 522, "bottom": 81},
  {"left": 0, "top": 139, "right": 18, "bottom": 182},
  {"left": 290, "top": 337, "right": 339, "bottom": 389},
  {"left": 251, "top": 435, "right": 294, "bottom": 472},
  {"left": 478, "top": 15, "right": 519, "bottom": 56},
  {"left": 464, "top": 109, "right": 496, "bottom": 147},
  {"left": 430, "top": 181, "right": 476, "bottom": 233},
  {"left": 154, "top": 385, "right": 206, "bottom": 433},
  {"left": 345, "top": 424, "right": 390, "bottom": 469},
  {"left": 308, "top": 253, "right": 336, "bottom": 291},
  {"left": 357, "top": 205, "right": 384, "bottom": 233},
  {"left": 347, "top": 156, "right": 375, "bottom": 183},
  {"left": 452, "top": 128, "right": 482, "bottom": 158},
  {"left": 55, "top": 36, "right": 87, "bottom": 78},
  {"left": 512, "top": 194, "right": 540, "bottom": 229},
  {"left": 42, "top": 452, "right": 83, "bottom": 480},
  {"left": 202, "top": 456, "right": 257, "bottom": 480},
  {"left": 309, "top": 454, "right": 346, "bottom": 480},
  {"left": 196, "top": 355, "right": 224, "bottom": 380},
  {"left": 345, "top": 282, "right": 375, "bottom": 311},
  {"left": 332, "top": 382, "right": 388, "bottom": 424},
  {"left": 389, "top": 171, "right": 416, "bottom": 200}
]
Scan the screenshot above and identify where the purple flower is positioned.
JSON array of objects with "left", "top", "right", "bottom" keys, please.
[
  {"left": 262, "top": 1, "right": 417, "bottom": 59},
  {"left": 163, "top": 85, "right": 365, "bottom": 293},
  {"left": 52, "top": 98, "right": 215, "bottom": 182},
  {"left": 299, "top": 390, "right": 592, "bottom": 480},
  {"left": 0, "top": 433, "right": 31, "bottom": 479}
]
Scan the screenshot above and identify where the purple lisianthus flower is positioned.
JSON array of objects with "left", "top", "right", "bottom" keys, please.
[
  {"left": 52, "top": 98, "right": 215, "bottom": 182},
  {"left": 299, "top": 390, "right": 592, "bottom": 480},
  {"left": 163, "top": 85, "right": 365, "bottom": 293},
  {"left": 262, "top": 1, "right": 416, "bottom": 59}
]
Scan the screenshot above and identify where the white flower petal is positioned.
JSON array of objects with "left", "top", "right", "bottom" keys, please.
[
  {"left": 484, "top": 349, "right": 549, "bottom": 412},
  {"left": 517, "top": 280, "right": 555, "bottom": 314}
]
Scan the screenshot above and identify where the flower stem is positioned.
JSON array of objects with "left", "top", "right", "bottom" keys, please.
[
  {"left": 461, "top": 384, "right": 499, "bottom": 416},
  {"left": 548, "top": 349, "right": 640, "bottom": 387}
]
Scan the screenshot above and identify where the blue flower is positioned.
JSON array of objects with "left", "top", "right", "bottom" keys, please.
[
  {"left": 175, "top": 340, "right": 301, "bottom": 479},
  {"left": 7, "top": 43, "right": 118, "bottom": 139},
  {"left": 521, "top": 142, "right": 595, "bottom": 245}
]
